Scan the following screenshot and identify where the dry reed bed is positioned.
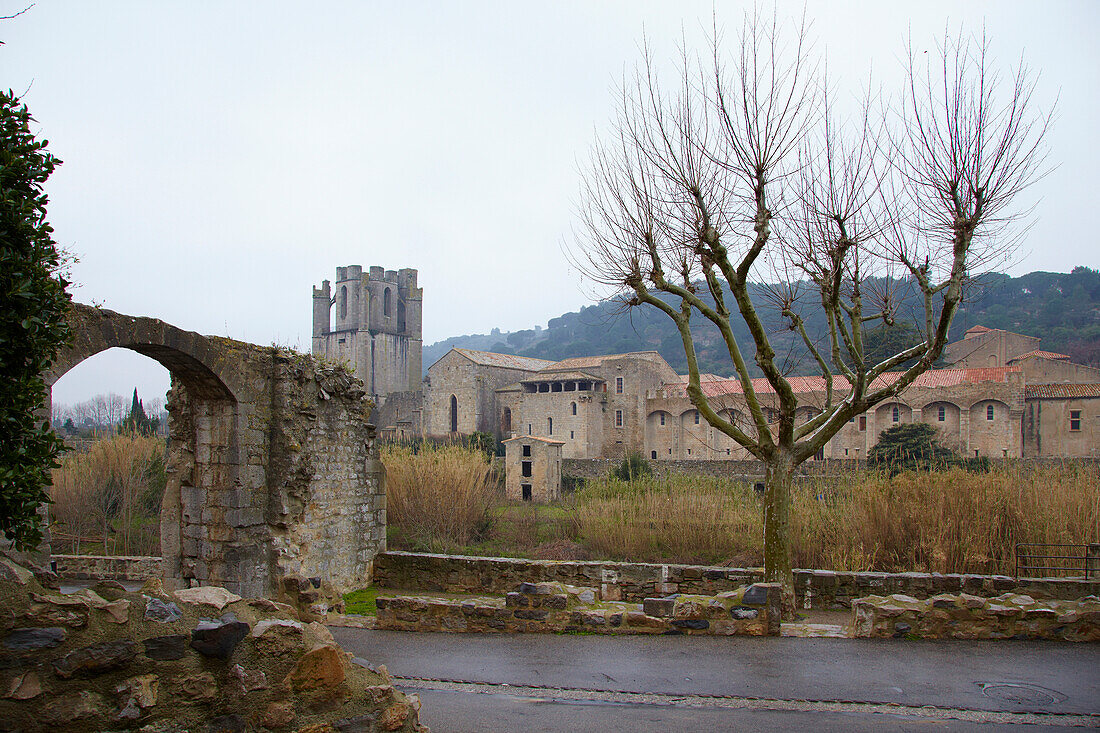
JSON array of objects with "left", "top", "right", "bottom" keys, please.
[
  {"left": 381, "top": 444, "right": 498, "bottom": 551},
  {"left": 576, "top": 465, "right": 1099, "bottom": 574},
  {"left": 49, "top": 432, "right": 166, "bottom": 556}
]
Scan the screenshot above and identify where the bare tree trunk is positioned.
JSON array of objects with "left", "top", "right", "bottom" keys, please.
[{"left": 763, "top": 451, "right": 796, "bottom": 616}]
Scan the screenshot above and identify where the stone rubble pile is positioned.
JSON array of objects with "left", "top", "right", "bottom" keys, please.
[
  {"left": 0, "top": 555, "right": 427, "bottom": 732},
  {"left": 852, "top": 592, "right": 1100, "bottom": 640},
  {"left": 374, "top": 580, "right": 782, "bottom": 636}
]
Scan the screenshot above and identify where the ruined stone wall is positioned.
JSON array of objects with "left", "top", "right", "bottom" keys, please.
[
  {"left": 263, "top": 352, "right": 385, "bottom": 596},
  {"left": 0, "top": 556, "right": 425, "bottom": 732},
  {"left": 51, "top": 305, "right": 387, "bottom": 601},
  {"left": 374, "top": 551, "right": 1100, "bottom": 609},
  {"left": 51, "top": 556, "right": 162, "bottom": 582}
]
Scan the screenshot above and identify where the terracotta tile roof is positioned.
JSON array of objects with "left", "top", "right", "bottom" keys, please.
[
  {"left": 965, "top": 325, "right": 992, "bottom": 336},
  {"left": 660, "top": 367, "right": 1021, "bottom": 398},
  {"left": 544, "top": 351, "right": 664, "bottom": 371},
  {"left": 521, "top": 370, "right": 604, "bottom": 383},
  {"left": 1007, "top": 350, "right": 1071, "bottom": 363},
  {"left": 1025, "top": 383, "right": 1100, "bottom": 399},
  {"left": 452, "top": 348, "right": 555, "bottom": 372}
]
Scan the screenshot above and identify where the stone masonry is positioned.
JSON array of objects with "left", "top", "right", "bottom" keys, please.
[
  {"left": 46, "top": 304, "right": 387, "bottom": 599},
  {"left": 0, "top": 554, "right": 426, "bottom": 732}
]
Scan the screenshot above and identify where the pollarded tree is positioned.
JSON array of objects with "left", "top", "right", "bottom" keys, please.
[
  {"left": 0, "top": 91, "right": 72, "bottom": 550},
  {"left": 573, "top": 12, "right": 1051, "bottom": 611}
]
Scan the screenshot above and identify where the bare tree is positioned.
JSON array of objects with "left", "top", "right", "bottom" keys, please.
[{"left": 574, "top": 12, "right": 1051, "bottom": 611}]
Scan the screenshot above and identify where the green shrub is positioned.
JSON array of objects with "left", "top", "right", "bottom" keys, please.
[{"left": 611, "top": 451, "right": 652, "bottom": 482}]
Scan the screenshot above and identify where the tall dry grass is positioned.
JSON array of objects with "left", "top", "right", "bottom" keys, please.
[
  {"left": 382, "top": 444, "right": 499, "bottom": 551},
  {"left": 49, "top": 432, "right": 167, "bottom": 556},
  {"left": 792, "top": 463, "right": 1100, "bottom": 574},
  {"left": 573, "top": 475, "right": 762, "bottom": 565},
  {"left": 572, "top": 464, "right": 1098, "bottom": 573}
]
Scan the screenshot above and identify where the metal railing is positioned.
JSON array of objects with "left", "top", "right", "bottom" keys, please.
[{"left": 1014, "top": 543, "right": 1099, "bottom": 579}]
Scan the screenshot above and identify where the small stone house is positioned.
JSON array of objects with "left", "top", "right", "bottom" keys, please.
[{"left": 503, "top": 435, "right": 563, "bottom": 502}]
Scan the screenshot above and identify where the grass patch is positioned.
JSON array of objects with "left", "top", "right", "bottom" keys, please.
[{"left": 343, "top": 586, "right": 382, "bottom": 616}]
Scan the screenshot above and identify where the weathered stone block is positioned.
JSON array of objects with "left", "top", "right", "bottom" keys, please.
[{"left": 52, "top": 640, "right": 138, "bottom": 678}]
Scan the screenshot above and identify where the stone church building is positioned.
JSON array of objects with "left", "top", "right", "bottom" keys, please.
[{"left": 313, "top": 267, "right": 1099, "bottom": 459}]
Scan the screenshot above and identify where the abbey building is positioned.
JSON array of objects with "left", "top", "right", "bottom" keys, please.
[{"left": 314, "top": 267, "right": 1099, "bottom": 459}]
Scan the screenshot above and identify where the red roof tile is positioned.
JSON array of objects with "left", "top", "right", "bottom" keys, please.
[
  {"left": 965, "top": 325, "right": 992, "bottom": 336},
  {"left": 1007, "top": 350, "right": 1071, "bottom": 363},
  {"left": 661, "top": 367, "right": 1021, "bottom": 398},
  {"left": 1025, "top": 383, "right": 1100, "bottom": 399}
]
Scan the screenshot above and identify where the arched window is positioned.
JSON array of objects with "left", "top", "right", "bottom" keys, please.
[
  {"left": 986, "top": 404, "right": 994, "bottom": 421},
  {"left": 449, "top": 395, "right": 458, "bottom": 433},
  {"left": 383, "top": 288, "right": 392, "bottom": 317},
  {"left": 659, "top": 413, "right": 665, "bottom": 426},
  {"left": 398, "top": 301, "right": 406, "bottom": 331},
  {"left": 338, "top": 285, "right": 348, "bottom": 320},
  {"left": 547, "top": 417, "right": 553, "bottom": 435},
  {"left": 938, "top": 405, "right": 946, "bottom": 421},
  {"left": 571, "top": 402, "right": 577, "bottom": 416},
  {"left": 502, "top": 407, "right": 512, "bottom": 433},
  {"left": 892, "top": 405, "right": 900, "bottom": 422},
  {"left": 694, "top": 411, "right": 700, "bottom": 425}
]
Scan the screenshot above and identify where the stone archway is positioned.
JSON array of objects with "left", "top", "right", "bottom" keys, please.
[{"left": 46, "top": 303, "right": 385, "bottom": 597}]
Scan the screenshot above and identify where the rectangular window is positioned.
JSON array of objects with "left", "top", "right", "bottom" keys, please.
[
  {"left": 938, "top": 405, "right": 946, "bottom": 422},
  {"left": 521, "top": 485, "right": 532, "bottom": 501},
  {"left": 687, "top": 448, "right": 692, "bottom": 455},
  {"left": 522, "top": 444, "right": 531, "bottom": 457},
  {"left": 547, "top": 417, "right": 553, "bottom": 435},
  {"left": 615, "top": 376, "right": 624, "bottom": 394},
  {"left": 694, "top": 411, "right": 700, "bottom": 425},
  {"left": 1070, "top": 410, "right": 1081, "bottom": 431},
  {"left": 527, "top": 424, "right": 532, "bottom": 435},
  {"left": 615, "top": 410, "right": 623, "bottom": 428},
  {"left": 986, "top": 404, "right": 994, "bottom": 421},
  {"left": 570, "top": 430, "right": 574, "bottom": 439},
  {"left": 659, "top": 413, "right": 665, "bottom": 426},
  {"left": 521, "top": 461, "right": 532, "bottom": 478},
  {"left": 858, "top": 416, "right": 866, "bottom": 432}
]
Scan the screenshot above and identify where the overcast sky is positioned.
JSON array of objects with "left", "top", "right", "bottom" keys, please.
[{"left": 5, "top": 1, "right": 1096, "bottom": 406}]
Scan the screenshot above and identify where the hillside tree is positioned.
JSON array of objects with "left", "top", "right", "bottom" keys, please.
[{"left": 574, "top": 12, "right": 1051, "bottom": 611}]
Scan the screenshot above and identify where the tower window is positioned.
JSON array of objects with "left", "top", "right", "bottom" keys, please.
[
  {"left": 339, "top": 285, "right": 348, "bottom": 320},
  {"left": 383, "top": 287, "right": 392, "bottom": 317},
  {"left": 571, "top": 402, "right": 577, "bottom": 416}
]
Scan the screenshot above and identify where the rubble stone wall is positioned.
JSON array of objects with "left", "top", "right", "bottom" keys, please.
[
  {"left": 375, "top": 581, "right": 782, "bottom": 636},
  {"left": 852, "top": 592, "right": 1100, "bottom": 641},
  {"left": 0, "top": 556, "right": 425, "bottom": 732},
  {"left": 51, "top": 556, "right": 162, "bottom": 582},
  {"left": 374, "top": 551, "right": 1100, "bottom": 609}
]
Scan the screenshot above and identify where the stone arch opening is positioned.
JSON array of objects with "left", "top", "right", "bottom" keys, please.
[
  {"left": 501, "top": 407, "right": 512, "bottom": 434},
  {"left": 450, "top": 394, "right": 458, "bottom": 433},
  {"left": 383, "top": 287, "right": 392, "bottom": 317},
  {"left": 397, "top": 300, "right": 406, "bottom": 332},
  {"left": 46, "top": 305, "right": 260, "bottom": 594},
  {"left": 49, "top": 348, "right": 171, "bottom": 555}
]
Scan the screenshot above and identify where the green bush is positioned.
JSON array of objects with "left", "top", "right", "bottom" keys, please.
[
  {"left": 611, "top": 451, "right": 652, "bottom": 482},
  {"left": 0, "top": 92, "right": 72, "bottom": 549}
]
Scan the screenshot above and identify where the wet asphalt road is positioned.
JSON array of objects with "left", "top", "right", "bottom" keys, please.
[{"left": 332, "top": 629, "right": 1100, "bottom": 732}]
